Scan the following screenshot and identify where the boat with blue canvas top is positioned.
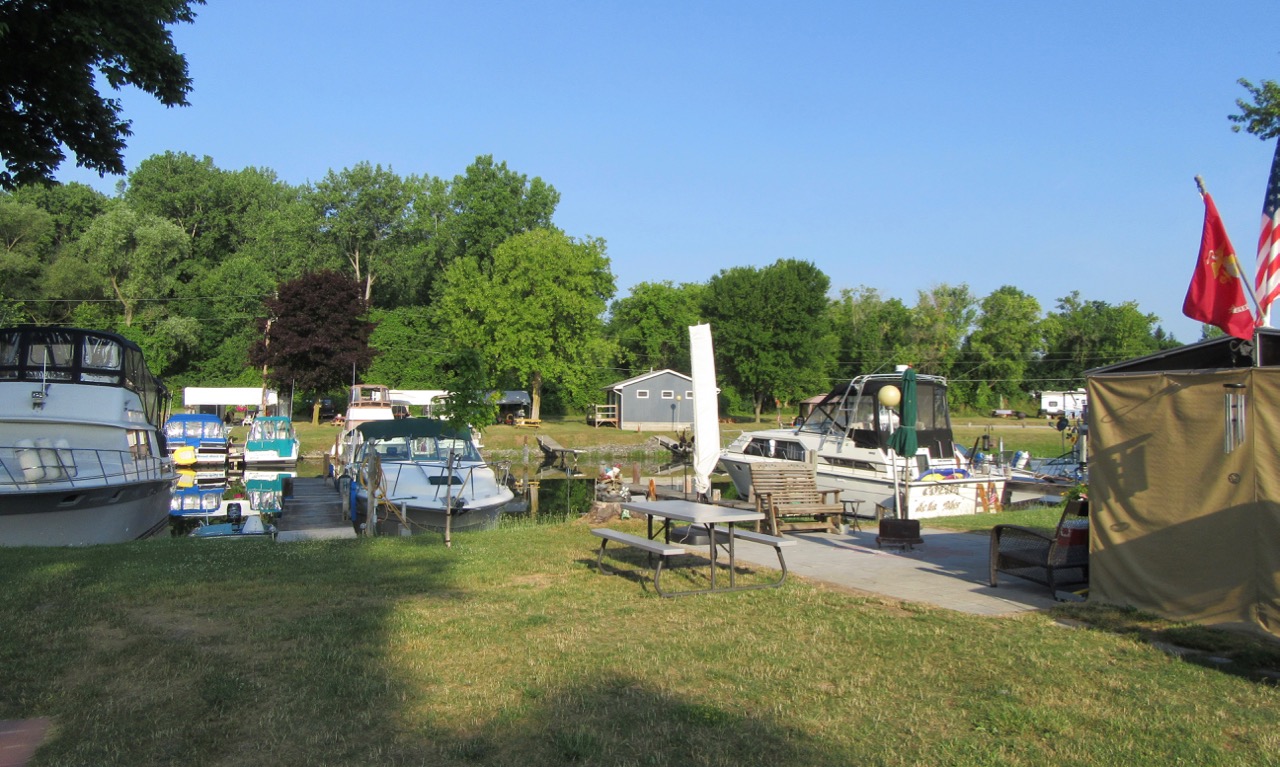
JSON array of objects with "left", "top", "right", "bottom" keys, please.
[{"left": 164, "top": 413, "right": 230, "bottom": 466}]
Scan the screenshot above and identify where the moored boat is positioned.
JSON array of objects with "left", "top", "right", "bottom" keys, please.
[
  {"left": 341, "top": 417, "right": 513, "bottom": 534},
  {"left": 163, "top": 413, "right": 230, "bottom": 466},
  {"left": 718, "top": 371, "right": 1008, "bottom": 519},
  {"left": 0, "top": 326, "right": 175, "bottom": 545},
  {"left": 242, "top": 415, "right": 300, "bottom": 466}
]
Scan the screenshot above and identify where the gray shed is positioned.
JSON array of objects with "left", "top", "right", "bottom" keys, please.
[{"left": 602, "top": 370, "right": 695, "bottom": 432}]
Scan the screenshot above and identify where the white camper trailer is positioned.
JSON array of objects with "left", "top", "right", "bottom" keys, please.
[{"left": 1037, "top": 388, "right": 1087, "bottom": 418}]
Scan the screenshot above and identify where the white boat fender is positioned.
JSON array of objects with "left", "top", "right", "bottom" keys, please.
[
  {"left": 35, "top": 438, "right": 65, "bottom": 480},
  {"left": 16, "top": 439, "right": 45, "bottom": 482},
  {"left": 54, "top": 437, "right": 77, "bottom": 477}
]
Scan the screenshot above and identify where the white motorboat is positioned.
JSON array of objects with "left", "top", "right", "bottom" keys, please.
[
  {"left": 242, "top": 415, "right": 300, "bottom": 466},
  {"left": 0, "top": 326, "right": 175, "bottom": 545},
  {"left": 341, "top": 417, "right": 513, "bottom": 534},
  {"left": 718, "top": 371, "right": 1007, "bottom": 519}
]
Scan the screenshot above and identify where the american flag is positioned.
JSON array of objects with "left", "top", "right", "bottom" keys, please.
[{"left": 1254, "top": 140, "right": 1280, "bottom": 325}]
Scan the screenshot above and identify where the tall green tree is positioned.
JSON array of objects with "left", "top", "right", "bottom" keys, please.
[
  {"left": 828, "top": 286, "right": 914, "bottom": 380},
  {"left": 1035, "top": 291, "right": 1171, "bottom": 387},
  {"left": 963, "top": 286, "right": 1042, "bottom": 407},
  {"left": 67, "top": 205, "right": 188, "bottom": 326},
  {"left": 702, "top": 259, "right": 834, "bottom": 421},
  {"left": 903, "top": 284, "right": 976, "bottom": 382},
  {"left": 435, "top": 229, "right": 614, "bottom": 419},
  {"left": 0, "top": 195, "right": 54, "bottom": 301},
  {"left": 248, "top": 270, "right": 378, "bottom": 416},
  {"left": 443, "top": 155, "right": 559, "bottom": 272},
  {"left": 365, "top": 307, "right": 445, "bottom": 388},
  {"left": 0, "top": 0, "right": 203, "bottom": 187},
  {"left": 309, "top": 163, "right": 419, "bottom": 305},
  {"left": 607, "top": 281, "right": 704, "bottom": 374}
]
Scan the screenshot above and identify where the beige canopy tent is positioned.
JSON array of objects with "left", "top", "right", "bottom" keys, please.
[{"left": 1086, "top": 330, "right": 1280, "bottom": 639}]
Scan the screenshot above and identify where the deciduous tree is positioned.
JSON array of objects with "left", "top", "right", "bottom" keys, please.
[
  {"left": 607, "top": 281, "right": 704, "bottom": 374},
  {"left": 435, "top": 229, "right": 613, "bottom": 419},
  {"left": 248, "top": 270, "right": 378, "bottom": 416},
  {"left": 0, "top": 0, "right": 202, "bottom": 187},
  {"left": 702, "top": 260, "right": 834, "bottom": 421}
]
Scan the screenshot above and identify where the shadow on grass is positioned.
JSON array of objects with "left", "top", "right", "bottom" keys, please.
[{"left": 405, "top": 672, "right": 837, "bottom": 765}]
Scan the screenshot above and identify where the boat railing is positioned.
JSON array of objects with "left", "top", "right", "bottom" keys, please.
[{"left": 0, "top": 445, "right": 171, "bottom": 490}]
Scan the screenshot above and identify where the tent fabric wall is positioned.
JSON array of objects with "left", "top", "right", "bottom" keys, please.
[{"left": 1087, "top": 369, "right": 1280, "bottom": 639}]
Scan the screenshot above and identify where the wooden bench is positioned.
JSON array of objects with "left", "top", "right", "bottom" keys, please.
[
  {"left": 536, "top": 435, "right": 582, "bottom": 471},
  {"left": 592, "top": 528, "right": 689, "bottom": 596},
  {"left": 749, "top": 462, "right": 843, "bottom": 535},
  {"left": 989, "top": 499, "right": 1090, "bottom": 597}
]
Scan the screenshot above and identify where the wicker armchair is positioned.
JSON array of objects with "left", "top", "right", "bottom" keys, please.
[{"left": 989, "top": 499, "right": 1090, "bottom": 597}]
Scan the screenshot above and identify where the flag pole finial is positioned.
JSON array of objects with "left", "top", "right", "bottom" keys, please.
[{"left": 1195, "top": 175, "right": 1207, "bottom": 197}]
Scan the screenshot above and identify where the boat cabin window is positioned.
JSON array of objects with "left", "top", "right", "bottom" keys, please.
[
  {"left": 128, "top": 430, "right": 154, "bottom": 459},
  {"left": 742, "top": 437, "right": 805, "bottom": 462}
]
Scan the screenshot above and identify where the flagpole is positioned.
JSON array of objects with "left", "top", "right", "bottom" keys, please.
[{"left": 1195, "top": 175, "right": 1263, "bottom": 321}]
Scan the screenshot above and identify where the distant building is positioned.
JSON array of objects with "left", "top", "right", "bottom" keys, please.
[{"left": 601, "top": 370, "right": 695, "bottom": 431}]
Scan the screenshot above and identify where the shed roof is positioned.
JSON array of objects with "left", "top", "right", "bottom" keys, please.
[{"left": 605, "top": 369, "right": 692, "bottom": 390}]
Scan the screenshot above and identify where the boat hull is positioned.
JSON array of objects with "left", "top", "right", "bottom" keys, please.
[
  {"left": 719, "top": 452, "right": 1006, "bottom": 519},
  {"left": 0, "top": 477, "right": 172, "bottom": 546}
]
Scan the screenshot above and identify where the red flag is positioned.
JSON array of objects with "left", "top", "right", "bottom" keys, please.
[
  {"left": 1183, "top": 192, "right": 1255, "bottom": 340},
  {"left": 1254, "top": 140, "right": 1280, "bottom": 324}
]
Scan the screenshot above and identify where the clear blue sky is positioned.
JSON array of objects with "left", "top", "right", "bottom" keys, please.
[{"left": 54, "top": 0, "right": 1280, "bottom": 344}]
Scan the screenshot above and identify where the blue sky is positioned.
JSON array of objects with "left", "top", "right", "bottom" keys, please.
[{"left": 55, "top": 0, "right": 1280, "bottom": 344}]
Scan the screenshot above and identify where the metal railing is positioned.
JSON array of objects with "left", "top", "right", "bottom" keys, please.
[{"left": 0, "top": 445, "right": 171, "bottom": 490}]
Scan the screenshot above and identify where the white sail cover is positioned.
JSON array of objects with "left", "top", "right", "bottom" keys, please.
[{"left": 689, "top": 324, "right": 721, "bottom": 496}]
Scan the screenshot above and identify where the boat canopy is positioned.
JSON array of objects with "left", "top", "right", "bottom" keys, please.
[
  {"left": 356, "top": 417, "right": 470, "bottom": 441},
  {"left": 0, "top": 325, "right": 167, "bottom": 427}
]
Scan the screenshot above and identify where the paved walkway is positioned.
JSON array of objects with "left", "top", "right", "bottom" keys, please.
[{"left": 731, "top": 523, "right": 1066, "bottom": 616}]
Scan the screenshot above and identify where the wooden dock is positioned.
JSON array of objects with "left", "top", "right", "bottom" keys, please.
[{"left": 276, "top": 476, "right": 357, "bottom": 541}]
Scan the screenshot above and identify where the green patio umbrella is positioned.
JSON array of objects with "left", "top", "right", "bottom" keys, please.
[{"left": 886, "top": 367, "right": 918, "bottom": 517}]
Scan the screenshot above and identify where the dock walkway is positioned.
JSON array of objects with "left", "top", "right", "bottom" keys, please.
[{"left": 276, "top": 476, "right": 356, "bottom": 541}]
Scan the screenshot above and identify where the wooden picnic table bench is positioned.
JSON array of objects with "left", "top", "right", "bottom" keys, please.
[{"left": 749, "top": 462, "right": 843, "bottom": 535}]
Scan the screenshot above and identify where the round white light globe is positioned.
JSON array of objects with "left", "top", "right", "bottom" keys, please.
[{"left": 878, "top": 385, "right": 901, "bottom": 408}]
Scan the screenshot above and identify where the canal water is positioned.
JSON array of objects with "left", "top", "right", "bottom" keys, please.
[{"left": 169, "top": 450, "right": 738, "bottom": 534}]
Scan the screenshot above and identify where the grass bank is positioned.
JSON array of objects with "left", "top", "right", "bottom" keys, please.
[{"left": 3, "top": 519, "right": 1276, "bottom": 765}]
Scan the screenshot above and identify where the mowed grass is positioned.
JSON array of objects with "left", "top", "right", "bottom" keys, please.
[{"left": 2, "top": 518, "right": 1278, "bottom": 766}]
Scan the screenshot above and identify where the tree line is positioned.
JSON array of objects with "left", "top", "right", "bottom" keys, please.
[{"left": 1, "top": 152, "right": 1192, "bottom": 421}]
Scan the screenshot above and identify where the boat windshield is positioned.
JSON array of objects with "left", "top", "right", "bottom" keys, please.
[
  {"left": 364, "top": 435, "right": 481, "bottom": 462},
  {"left": 249, "top": 419, "right": 292, "bottom": 441}
]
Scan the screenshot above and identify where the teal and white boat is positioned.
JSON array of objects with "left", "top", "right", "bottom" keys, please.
[{"left": 243, "top": 416, "right": 299, "bottom": 466}]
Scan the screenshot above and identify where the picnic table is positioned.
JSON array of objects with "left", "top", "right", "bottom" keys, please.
[{"left": 592, "top": 499, "right": 794, "bottom": 596}]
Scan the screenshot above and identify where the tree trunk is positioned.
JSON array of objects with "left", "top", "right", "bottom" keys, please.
[
  {"left": 753, "top": 392, "right": 764, "bottom": 422},
  {"left": 530, "top": 371, "right": 543, "bottom": 421}
]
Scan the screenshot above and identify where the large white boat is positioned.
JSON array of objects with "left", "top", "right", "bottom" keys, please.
[
  {"left": 0, "top": 326, "right": 175, "bottom": 545},
  {"left": 718, "top": 371, "right": 1007, "bottom": 520},
  {"left": 340, "top": 418, "right": 513, "bottom": 534}
]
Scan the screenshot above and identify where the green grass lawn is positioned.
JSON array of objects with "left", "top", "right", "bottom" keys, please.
[{"left": 3, "top": 520, "right": 1277, "bottom": 766}]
